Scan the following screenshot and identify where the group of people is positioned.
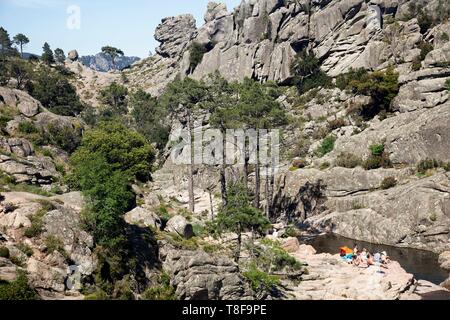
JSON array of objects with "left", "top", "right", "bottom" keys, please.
[{"left": 340, "top": 245, "right": 391, "bottom": 269}]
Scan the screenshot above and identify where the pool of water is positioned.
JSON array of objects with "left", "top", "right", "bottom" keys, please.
[{"left": 302, "top": 233, "right": 448, "bottom": 285}]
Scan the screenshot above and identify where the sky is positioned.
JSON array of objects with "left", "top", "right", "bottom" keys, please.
[{"left": 0, "top": 0, "right": 242, "bottom": 58}]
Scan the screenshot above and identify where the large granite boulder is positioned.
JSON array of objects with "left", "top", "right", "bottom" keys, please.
[
  {"left": 124, "top": 207, "right": 162, "bottom": 229},
  {"left": 160, "top": 247, "right": 253, "bottom": 300},
  {"left": 0, "top": 87, "right": 41, "bottom": 117},
  {"left": 165, "top": 215, "right": 194, "bottom": 239}
]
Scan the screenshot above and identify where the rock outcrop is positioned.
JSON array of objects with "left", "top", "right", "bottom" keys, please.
[
  {"left": 126, "top": 0, "right": 448, "bottom": 96},
  {"left": 159, "top": 245, "right": 253, "bottom": 300},
  {"left": 0, "top": 191, "right": 95, "bottom": 299}
]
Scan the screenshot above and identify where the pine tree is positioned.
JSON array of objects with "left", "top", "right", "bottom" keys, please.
[
  {"left": 13, "top": 33, "right": 29, "bottom": 58},
  {"left": 54, "top": 48, "right": 66, "bottom": 64},
  {"left": 41, "top": 42, "right": 55, "bottom": 65},
  {"left": 0, "top": 27, "right": 13, "bottom": 57}
]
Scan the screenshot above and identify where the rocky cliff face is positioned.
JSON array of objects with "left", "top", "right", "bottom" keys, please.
[
  {"left": 80, "top": 53, "right": 140, "bottom": 72},
  {"left": 127, "top": 0, "right": 449, "bottom": 95}
]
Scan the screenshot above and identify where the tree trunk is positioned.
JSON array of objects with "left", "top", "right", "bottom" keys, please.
[
  {"left": 254, "top": 131, "right": 260, "bottom": 209},
  {"left": 265, "top": 164, "right": 270, "bottom": 219},
  {"left": 187, "top": 111, "right": 195, "bottom": 213},
  {"left": 220, "top": 127, "right": 227, "bottom": 207},
  {"left": 20, "top": 44, "right": 23, "bottom": 59},
  {"left": 235, "top": 229, "right": 242, "bottom": 264},
  {"left": 243, "top": 137, "right": 249, "bottom": 190},
  {"left": 209, "top": 191, "right": 214, "bottom": 221}
]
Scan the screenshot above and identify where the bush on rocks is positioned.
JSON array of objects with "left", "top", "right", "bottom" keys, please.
[
  {"left": 336, "top": 152, "right": 362, "bottom": 168},
  {"left": 381, "top": 177, "right": 397, "bottom": 190}
]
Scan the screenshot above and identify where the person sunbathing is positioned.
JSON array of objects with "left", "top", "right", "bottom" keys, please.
[{"left": 381, "top": 251, "right": 391, "bottom": 264}]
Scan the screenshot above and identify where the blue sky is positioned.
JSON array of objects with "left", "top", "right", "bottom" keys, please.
[{"left": 0, "top": 0, "right": 242, "bottom": 58}]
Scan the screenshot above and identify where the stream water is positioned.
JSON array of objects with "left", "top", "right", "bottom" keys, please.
[{"left": 301, "top": 233, "right": 448, "bottom": 285}]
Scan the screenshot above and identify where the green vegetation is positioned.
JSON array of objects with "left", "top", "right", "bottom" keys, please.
[
  {"left": 362, "top": 144, "right": 391, "bottom": 170},
  {"left": 346, "top": 67, "right": 399, "bottom": 119},
  {"left": 69, "top": 121, "right": 154, "bottom": 284},
  {"left": 314, "top": 135, "right": 336, "bottom": 157},
  {"left": 24, "top": 201, "right": 55, "bottom": 238},
  {"left": 188, "top": 42, "right": 208, "bottom": 73},
  {"left": 0, "top": 27, "right": 16, "bottom": 57},
  {"left": 335, "top": 67, "right": 368, "bottom": 91},
  {"left": 142, "top": 272, "right": 176, "bottom": 300},
  {"left": 210, "top": 182, "right": 270, "bottom": 263},
  {"left": 27, "top": 66, "right": 85, "bottom": 116},
  {"left": 13, "top": 33, "right": 29, "bottom": 58},
  {"left": 99, "top": 82, "right": 129, "bottom": 116},
  {"left": 445, "top": 79, "right": 450, "bottom": 92},
  {"left": 255, "top": 239, "right": 302, "bottom": 273},
  {"left": 17, "top": 243, "right": 33, "bottom": 257},
  {"left": 243, "top": 264, "right": 280, "bottom": 293},
  {"left": 54, "top": 48, "right": 66, "bottom": 64},
  {"left": 0, "top": 246, "right": 10, "bottom": 258},
  {"left": 0, "top": 271, "right": 38, "bottom": 300},
  {"left": 130, "top": 89, "right": 170, "bottom": 151},
  {"left": 412, "top": 42, "right": 434, "bottom": 71},
  {"left": 18, "top": 121, "right": 38, "bottom": 134},
  {"left": 417, "top": 158, "right": 449, "bottom": 175},
  {"left": 44, "top": 235, "right": 67, "bottom": 257},
  {"left": 41, "top": 42, "right": 55, "bottom": 65},
  {"left": 381, "top": 177, "right": 397, "bottom": 190},
  {"left": 290, "top": 49, "right": 331, "bottom": 94}
]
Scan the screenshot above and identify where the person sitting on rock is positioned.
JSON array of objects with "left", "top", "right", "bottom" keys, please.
[
  {"left": 358, "top": 248, "right": 369, "bottom": 267},
  {"left": 366, "top": 253, "right": 375, "bottom": 268}
]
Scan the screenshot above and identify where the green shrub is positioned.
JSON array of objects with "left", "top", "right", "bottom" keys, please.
[
  {"left": 335, "top": 68, "right": 368, "bottom": 91},
  {"left": 381, "top": 177, "right": 397, "bottom": 190},
  {"left": 130, "top": 89, "right": 170, "bottom": 151},
  {"left": 18, "top": 121, "right": 38, "bottom": 134},
  {"left": 347, "top": 67, "right": 399, "bottom": 119},
  {"left": 0, "top": 246, "right": 10, "bottom": 258},
  {"left": 0, "top": 270, "right": 38, "bottom": 300},
  {"left": 188, "top": 42, "right": 208, "bottom": 73},
  {"left": 290, "top": 49, "right": 331, "bottom": 94},
  {"left": 24, "top": 201, "right": 54, "bottom": 238},
  {"left": 336, "top": 152, "right": 362, "bottom": 168},
  {"left": 27, "top": 66, "right": 85, "bottom": 116},
  {"left": 98, "top": 82, "right": 129, "bottom": 116},
  {"left": 370, "top": 144, "right": 385, "bottom": 157},
  {"left": 44, "top": 235, "right": 66, "bottom": 256},
  {"left": 45, "top": 122, "right": 82, "bottom": 154},
  {"left": 314, "top": 135, "right": 336, "bottom": 157},
  {"left": 84, "top": 290, "right": 109, "bottom": 300},
  {"left": 445, "top": 79, "right": 450, "bottom": 92},
  {"left": 70, "top": 121, "right": 154, "bottom": 183},
  {"left": 417, "top": 158, "right": 442, "bottom": 174},
  {"left": 362, "top": 154, "right": 391, "bottom": 170},
  {"left": 243, "top": 264, "right": 280, "bottom": 292},
  {"left": 258, "top": 239, "right": 302, "bottom": 272},
  {"left": 17, "top": 243, "right": 33, "bottom": 257},
  {"left": 141, "top": 272, "right": 176, "bottom": 300},
  {"left": 411, "top": 42, "right": 434, "bottom": 71}
]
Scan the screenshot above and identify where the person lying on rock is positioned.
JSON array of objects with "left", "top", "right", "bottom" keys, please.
[{"left": 381, "top": 251, "right": 391, "bottom": 264}]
